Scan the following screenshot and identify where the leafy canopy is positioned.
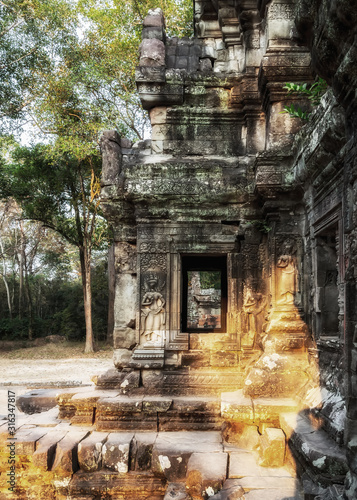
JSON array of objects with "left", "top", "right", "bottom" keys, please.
[{"left": 1, "top": 0, "right": 193, "bottom": 154}]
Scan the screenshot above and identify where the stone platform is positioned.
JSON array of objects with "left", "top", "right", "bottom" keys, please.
[
  {"left": 0, "top": 410, "right": 303, "bottom": 500},
  {"left": 0, "top": 387, "right": 349, "bottom": 499}
]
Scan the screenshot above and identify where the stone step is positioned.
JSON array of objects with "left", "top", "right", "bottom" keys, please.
[
  {"left": 280, "top": 412, "right": 348, "bottom": 487},
  {"left": 95, "top": 367, "right": 245, "bottom": 395},
  {"left": 19, "top": 387, "right": 303, "bottom": 434},
  {"left": 0, "top": 421, "right": 302, "bottom": 500},
  {"left": 55, "top": 389, "right": 224, "bottom": 431},
  {"left": 302, "top": 386, "right": 346, "bottom": 445}
]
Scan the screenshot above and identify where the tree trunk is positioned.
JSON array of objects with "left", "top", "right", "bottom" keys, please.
[
  {"left": 80, "top": 247, "right": 94, "bottom": 353},
  {"left": 18, "top": 222, "right": 25, "bottom": 319},
  {"left": 24, "top": 272, "right": 33, "bottom": 340},
  {"left": 0, "top": 236, "right": 12, "bottom": 318},
  {"left": 107, "top": 243, "right": 115, "bottom": 344}
]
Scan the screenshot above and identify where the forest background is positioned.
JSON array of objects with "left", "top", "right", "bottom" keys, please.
[{"left": 0, "top": 0, "right": 192, "bottom": 352}]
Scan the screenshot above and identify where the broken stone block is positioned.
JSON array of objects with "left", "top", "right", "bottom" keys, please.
[
  {"left": 131, "top": 432, "right": 157, "bottom": 471},
  {"left": 120, "top": 137, "right": 132, "bottom": 149},
  {"left": 77, "top": 431, "right": 108, "bottom": 472},
  {"left": 139, "top": 39, "right": 165, "bottom": 67},
  {"left": 94, "top": 368, "right": 127, "bottom": 388},
  {"left": 52, "top": 430, "right": 90, "bottom": 474},
  {"left": 16, "top": 389, "right": 59, "bottom": 414},
  {"left": 102, "top": 432, "right": 134, "bottom": 473},
  {"left": 164, "top": 482, "right": 190, "bottom": 500},
  {"left": 221, "top": 390, "right": 254, "bottom": 423},
  {"left": 186, "top": 452, "right": 228, "bottom": 499},
  {"left": 258, "top": 427, "right": 286, "bottom": 467},
  {"left": 33, "top": 429, "right": 68, "bottom": 469},
  {"left": 209, "top": 479, "right": 245, "bottom": 499},
  {"left": 120, "top": 370, "right": 140, "bottom": 393},
  {"left": 143, "top": 8, "right": 165, "bottom": 28},
  {"left": 222, "top": 422, "right": 260, "bottom": 450},
  {"left": 113, "top": 348, "right": 132, "bottom": 368}
]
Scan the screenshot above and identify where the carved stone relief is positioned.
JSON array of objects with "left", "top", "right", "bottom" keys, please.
[
  {"left": 140, "top": 273, "right": 166, "bottom": 347},
  {"left": 241, "top": 290, "right": 268, "bottom": 348},
  {"left": 115, "top": 242, "right": 137, "bottom": 274},
  {"left": 275, "top": 237, "right": 298, "bottom": 307}
]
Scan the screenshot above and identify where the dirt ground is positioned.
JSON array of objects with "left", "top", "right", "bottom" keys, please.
[
  {"left": 0, "top": 357, "right": 113, "bottom": 386},
  {"left": 0, "top": 342, "right": 114, "bottom": 415}
]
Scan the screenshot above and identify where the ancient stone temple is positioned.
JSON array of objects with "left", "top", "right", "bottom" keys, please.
[
  {"left": 2, "top": 1, "right": 357, "bottom": 499},
  {"left": 98, "top": 0, "right": 357, "bottom": 497}
]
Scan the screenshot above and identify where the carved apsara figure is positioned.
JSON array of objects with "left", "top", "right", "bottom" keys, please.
[
  {"left": 140, "top": 273, "right": 166, "bottom": 346},
  {"left": 242, "top": 290, "right": 267, "bottom": 348},
  {"left": 277, "top": 238, "right": 297, "bottom": 305}
]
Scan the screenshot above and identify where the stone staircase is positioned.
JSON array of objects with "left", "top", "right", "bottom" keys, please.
[{"left": 0, "top": 385, "right": 349, "bottom": 499}]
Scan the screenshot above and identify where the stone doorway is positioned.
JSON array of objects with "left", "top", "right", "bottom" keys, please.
[{"left": 182, "top": 255, "right": 227, "bottom": 334}]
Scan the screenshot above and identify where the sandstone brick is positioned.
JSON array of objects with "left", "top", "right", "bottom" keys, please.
[
  {"left": 221, "top": 390, "right": 254, "bottom": 422},
  {"left": 15, "top": 427, "right": 47, "bottom": 455},
  {"left": 131, "top": 432, "right": 157, "bottom": 471},
  {"left": 258, "top": 427, "right": 286, "bottom": 467},
  {"left": 113, "top": 348, "right": 132, "bottom": 368},
  {"left": 143, "top": 9, "right": 165, "bottom": 28},
  {"left": 186, "top": 452, "right": 228, "bottom": 499},
  {"left": 164, "top": 482, "right": 190, "bottom": 499},
  {"left": 222, "top": 422, "right": 260, "bottom": 450},
  {"left": 51, "top": 430, "right": 90, "bottom": 474},
  {"left": 102, "top": 432, "right": 134, "bottom": 473},
  {"left": 77, "top": 431, "right": 108, "bottom": 472},
  {"left": 142, "top": 396, "right": 172, "bottom": 413},
  {"left": 139, "top": 39, "right": 165, "bottom": 67},
  {"left": 149, "top": 106, "right": 168, "bottom": 125},
  {"left": 33, "top": 430, "right": 68, "bottom": 469}
]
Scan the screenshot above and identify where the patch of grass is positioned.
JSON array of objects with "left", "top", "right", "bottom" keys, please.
[{"left": 0, "top": 340, "right": 113, "bottom": 360}]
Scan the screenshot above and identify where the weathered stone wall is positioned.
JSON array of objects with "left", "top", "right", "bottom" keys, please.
[
  {"left": 293, "top": 1, "right": 357, "bottom": 497},
  {"left": 100, "top": 1, "right": 357, "bottom": 496}
]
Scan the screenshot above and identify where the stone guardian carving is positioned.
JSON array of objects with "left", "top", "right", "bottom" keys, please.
[
  {"left": 140, "top": 273, "right": 166, "bottom": 347},
  {"left": 276, "top": 238, "right": 297, "bottom": 306}
]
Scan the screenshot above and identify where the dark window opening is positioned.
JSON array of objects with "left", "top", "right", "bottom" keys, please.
[
  {"left": 316, "top": 226, "right": 339, "bottom": 338},
  {"left": 182, "top": 256, "right": 227, "bottom": 333}
]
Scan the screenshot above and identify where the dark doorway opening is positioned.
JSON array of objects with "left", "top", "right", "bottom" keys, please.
[{"left": 181, "top": 255, "right": 227, "bottom": 333}]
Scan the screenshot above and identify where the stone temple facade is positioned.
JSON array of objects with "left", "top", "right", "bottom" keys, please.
[
  {"left": 99, "top": 0, "right": 357, "bottom": 497},
  {"left": 2, "top": 1, "right": 357, "bottom": 499}
]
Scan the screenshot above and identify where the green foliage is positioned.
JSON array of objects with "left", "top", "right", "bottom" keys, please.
[
  {"left": 281, "top": 78, "right": 328, "bottom": 121},
  {"left": 1, "top": 0, "right": 193, "bottom": 146},
  {"left": 0, "top": 317, "right": 29, "bottom": 340},
  {"left": 188, "top": 271, "right": 221, "bottom": 290},
  {"left": 0, "top": 265, "right": 109, "bottom": 341},
  {"left": 280, "top": 103, "right": 310, "bottom": 121},
  {"left": 0, "top": 143, "right": 107, "bottom": 248},
  {"left": 200, "top": 271, "right": 221, "bottom": 290},
  {"left": 247, "top": 220, "right": 272, "bottom": 234},
  {"left": 0, "top": 0, "right": 193, "bottom": 347}
]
